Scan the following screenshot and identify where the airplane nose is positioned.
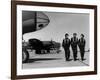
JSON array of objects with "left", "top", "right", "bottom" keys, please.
[{"left": 22, "top": 11, "right": 50, "bottom": 35}]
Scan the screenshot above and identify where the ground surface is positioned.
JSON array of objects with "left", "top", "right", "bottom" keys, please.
[{"left": 22, "top": 50, "right": 89, "bottom": 69}]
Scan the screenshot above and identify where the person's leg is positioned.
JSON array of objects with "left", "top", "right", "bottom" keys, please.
[
  {"left": 65, "top": 51, "right": 68, "bottom": 61},
  {"left": 67, "top": 49, "right": 70, "bottom": 60},
  {"left": 80, "top": 47, "right": 83, "bottom": 60},
  {"left": 81, "top": 47, "right": 85, "bottom": 60},
  {"left": 64, "top": 48, "right": 68, "bottom": 61},
  {"left": 74, "top": 48, "right": 78, "bottom": 61},
  {"left": 74, "top": 53, "right": 77, "bottom": 60},
  {"left": 79, "top": 47, "right": 82, "bottom": 60},
  {"left": 73, "top": 49, "right": 76, "bottom": 60}
]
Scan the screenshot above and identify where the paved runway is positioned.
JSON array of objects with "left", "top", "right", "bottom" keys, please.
[{"left": 22, "top": 50, "right": 89, "bottom": 69}]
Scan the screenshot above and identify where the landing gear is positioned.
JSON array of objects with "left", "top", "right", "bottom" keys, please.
[{"left": 22, "top": 50, "right": 29, "bottom": 63}]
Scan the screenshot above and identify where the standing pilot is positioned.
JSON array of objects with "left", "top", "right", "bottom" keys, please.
[
  {"left": 78, "top": 34, "right": 86, "bottom": 61},
  {"left": 62, "top": 33, "right": 71, "bottom": 61},
  {"left": 71, "top": 33, "right": 78, "bottom": 61}
]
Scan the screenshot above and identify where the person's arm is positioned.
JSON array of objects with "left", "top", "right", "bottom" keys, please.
[
  {"left": 78, "top": 39, "right": 80, "bottom": 48},
  {"left": 78, "top": 39, "right": 79, "bottom": 45},
  {"left": 84, "top": 39, "right": 86, "bottom": 47},
  {"left": 77, "top": 38, "right": 79, "bottom": 44}
]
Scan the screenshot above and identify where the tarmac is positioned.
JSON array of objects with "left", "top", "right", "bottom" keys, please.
[{"left": 22, "top": 50, "right": 89, "bottom": 69}]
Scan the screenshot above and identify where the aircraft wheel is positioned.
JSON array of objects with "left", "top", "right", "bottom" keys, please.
[{"left": 22, "top": 50, "right": 29, "bottom": 63}]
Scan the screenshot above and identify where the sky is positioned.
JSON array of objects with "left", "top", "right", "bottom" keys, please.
[{"left": 23, "top": 11, "right": 89, "bottom": 50}]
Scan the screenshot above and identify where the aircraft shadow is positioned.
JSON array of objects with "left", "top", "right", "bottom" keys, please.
[{"left": 26, "top": 58, "right": 62, "bottom": 63}]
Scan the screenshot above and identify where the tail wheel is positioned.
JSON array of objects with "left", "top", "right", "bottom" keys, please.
[{"left": 22, "top": 50, "right": 29, "bottom": 63}]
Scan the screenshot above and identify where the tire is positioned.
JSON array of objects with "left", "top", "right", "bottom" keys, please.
[{"left": 22, "top": 50, "right": 29, "bottom": 63}]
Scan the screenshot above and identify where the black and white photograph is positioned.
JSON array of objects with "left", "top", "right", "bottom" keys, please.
[
  {"left": 11, "top": 1, "right": 97, "bottom": 79},
  {"left": 22, "top": 11, "right": 90, "bottom": 69}
]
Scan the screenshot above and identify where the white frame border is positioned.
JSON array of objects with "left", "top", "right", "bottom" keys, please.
[{"left": 17, "top": 5, "right": 94, "bottom": 75}]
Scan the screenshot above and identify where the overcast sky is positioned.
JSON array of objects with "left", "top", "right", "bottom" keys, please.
[{"left": 23, "top": 11, "right": 89, "bottom": 50}]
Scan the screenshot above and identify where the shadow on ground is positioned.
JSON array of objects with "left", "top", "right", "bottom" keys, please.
[{"left": 24, "top": 58, "right": 62, "bottom": 63}]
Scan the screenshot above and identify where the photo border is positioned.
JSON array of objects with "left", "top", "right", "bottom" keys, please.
[{"left": 11, "top": 1, "right": 97, "bottom": 80}]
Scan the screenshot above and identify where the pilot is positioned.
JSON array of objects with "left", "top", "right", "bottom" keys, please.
[
  {"left": 71, "top": 33, "right": 78, "bottom": 61},
  {"left": 62, "top": 33, "right": 71, "bottom": 61},
  {"left": 78, "top": 34, "right": 86, "bottom": 61}
]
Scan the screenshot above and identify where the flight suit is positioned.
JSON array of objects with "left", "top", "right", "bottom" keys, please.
[
  {"left": 62, "top": 38, "right": 71, "bottom": 61},
  {"left": 71, "top": 37, "right": 78, "bottom": 61},
  {"left": 78, "top": 38, "right": 86, "bottom": 60}
]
